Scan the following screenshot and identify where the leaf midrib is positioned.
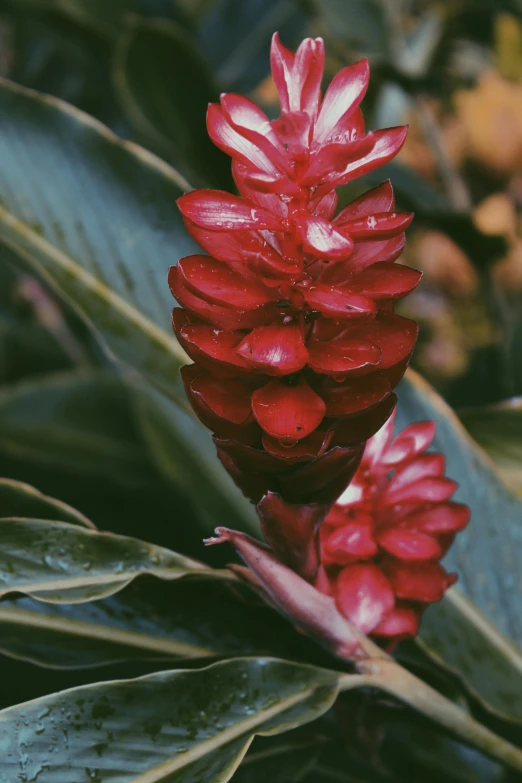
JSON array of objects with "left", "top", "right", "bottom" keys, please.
[
  {"left": 0, "top": 606, "right": 215, "bottom": 659},
  {"left": 0, "top": 208, "right": 187, "bottom": 365}
]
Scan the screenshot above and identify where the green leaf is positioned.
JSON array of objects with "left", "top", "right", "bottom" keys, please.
[
  {"left": 0, "top": 79, "right": 195, "bottom": 395},
  {"left": 0, "top": 658, "right": 340, "bottom": 783},
  {"left": 132, "top": 380, "right": 259, "bottom": 534},
  {"left": 0, "top": 580, "right": 321, "bottom": 669},
  {"left": 113, "top": 16, "right": 230, "bottom": 186},
  {"left": 0, "top": 370, "right": 157, "bottom": 488},
  {"left": 0, "top": 518, "right": 209, "bottom": 602},
  {"left": 459, "top": 399, "right": 522, "bottom": 499},
  {"left": 0, "top": 478, "right": 94, "bottom": 529},
  {"left": 11, "top": 0, "right": 188, "bottom": 38},
  {"left": 198, "top": 0, "right": 308, "bottom": 92},
  {"left": 396, "top": 370, "right": 522, "bottom": 721},
  {"left": 419, "top": 589, "right": 522, "bottom": 725}
]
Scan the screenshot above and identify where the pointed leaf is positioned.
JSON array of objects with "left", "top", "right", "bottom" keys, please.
[
  {"left": 0, "top": 79, "right": 195, "bottom": 395},
  {"left": 0, "top": 658, "right": 340, "bottom": 783},
  {"left": 0, "top": 518, "right": 209, "bottom": 602},
  {"left": 0, "top": 478, "right": 94, "bottom": 529}
]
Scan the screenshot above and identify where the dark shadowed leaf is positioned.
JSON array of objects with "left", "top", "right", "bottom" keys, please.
[
  {"left": 459, "top": 399, "right": 522, "bottom": 499},
  {"left": 0, "top": 245, "right": 97, "bottom": 385},
  {"left": 114, "top": 16, "right": 230, "bottom": 186},
  {"left": 199, "top": 0, "right": 309, "bottom": 92},
  {"left": 0, "top": 658, "right": 340, "bottom": 783},
  {"left": 0, "top": 579, "right": 322, "bottom": 669},
  {"left": 0, "top": 478, "right": 94, "bottom": 528},
  {"left": 11, "top": 0, "right": 190, "bottom": 37},
  {"left": 0, "top": 370, "right": 156, "bottom": 488},
  {"left": 0, "top": 518, "right": 209, "bottom": 602},
  {"left": 419, "top": 589, "right": 522, "bottom": 725},
  {"left": 0, "top": 80, "right": 196, "bottom": 395},
  {"left": 396, "top": 370, "right": 522, "bottom": 721},
  {"left": 131, "top": 379, "right": 259, "bottom": 534}
]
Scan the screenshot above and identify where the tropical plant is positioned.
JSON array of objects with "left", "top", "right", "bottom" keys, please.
[{"left": 0, "top": 2, "right": 521, "bottom": 782}]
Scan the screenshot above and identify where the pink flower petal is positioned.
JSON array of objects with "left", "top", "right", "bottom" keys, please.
[
  {"left": 307, "top": 338, "right": 381, "bottom": 379},
  {"left": 349, "top": 262, "right": 422, "bottom": 300},
  {"left": 178, "top": 190, "right": 284, "bottom": 231},
  {"left": 320, "top": 374, "right": 392, "bottom": 417},
  {"left": 313, "top": 59, "right": 370, "bottom": 145},
  {"left": 382, "top": 421, "right": 436, "bottom": 465},
  {"left": 270, "top": 33, "right": 325, "bottom": 117},
  {"left": 372, "top": 605, "right": 420, "bottom": 639},
  {"left": 384, "top": 560, "right": 456, "bottom": 602},
  {"left": 377, "top": 528, "right": 442, "bottom": 561},
  {"left": 321, "top": 126, "right": 408, "bottom": 192},
  {"left": 399, "top": 503, "right": 470, "bottom": 534},
  {"left": 297, "top": 281, "right": 377, "bottom": 320},
  {"left": 236, "top": 324, "right": 309, "bottom": 375},
  {"left": 334, "top": 181, "right": 395, "bottom": 221},
  {"left": 301, "top": 134, "right": 375, "bottom": 185},
  {"left": 294, "top": 216, "right": 354, "bottom": 259},
  {"left": 221, "top": 93, "right": 291, "bottom": 173},
  {"left": 320, "top": 235, "right": 406, "bottom": 283},
  {"left": 337, "top": 211, "right": 414, "bottom": 241},
  {"left": 207, "top": 103, "right": 280, "bottom": 175},
  {"left": 334, "top": 563, "right": 395, "bottom": 634},
  {"left": 251, "top": 377, "right": 326, "bottom": 443},
  {"left": 178, "top": 255, "right": 276, "bottom": 310},
  {"left": 169, "top": 267, "right": 279, "bottom": 330},
  {"left": 322, "top": 512, "right": 378, "bottom": 564}
]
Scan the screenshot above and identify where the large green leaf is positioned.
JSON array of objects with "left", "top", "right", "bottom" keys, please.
[
  {"left": 0, "top": 478, "right": 94, "bottom": 529},
  {"left": 0, "top": 518, "right": 210, "bottom": 602},
  {"left": 418, "top": 589, "right": 522, "bottom": 724},
  {"left": 0, "top": 370, "right": 156, "bottom": 488},
  {"left": 114, "top": 16, "right": 230, "bottom": 186},
  {"left": 396, "top": 370, "right": 522, "bottom": 721},
  {"left": 0, "top": 79, "right": 195, "bottom": 394},
  {"left": 459, "top": 399, "right": 522, "bottom": 499},
  {"left": 131, "top": 380, "right": 259, "bottom": 533},
  {"left": 0, "top": 580, "right": 320, "bottom": 669},
  {"left": 0, "top": 658, "right": 340, "bottom": 783}
]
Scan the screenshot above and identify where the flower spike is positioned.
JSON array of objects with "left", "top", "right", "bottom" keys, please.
[{"left": 171, "top": 33, "right": 419, "bottom": 577}]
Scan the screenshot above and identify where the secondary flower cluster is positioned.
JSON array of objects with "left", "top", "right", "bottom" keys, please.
[
  {"left": 317, "top": 413, "right": 470, "bottom": 644},
  {"left": 170, "top": 34, "right": 420, "bottom": 567}
]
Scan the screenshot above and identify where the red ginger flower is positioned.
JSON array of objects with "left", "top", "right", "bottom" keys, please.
[
  {"left": 170, "top": 34, "right": 420, "bottom": 576},
  {"left": 317, "top": 412, "right": 470, "bottom": 645}
]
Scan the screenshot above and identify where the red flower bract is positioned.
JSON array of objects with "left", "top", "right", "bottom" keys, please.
[
  {"left": 170, "top": 33, "right": 420, "bottom": 577},
  {"left": 317, "top": 412, "right": 470, "bottom": 645}
]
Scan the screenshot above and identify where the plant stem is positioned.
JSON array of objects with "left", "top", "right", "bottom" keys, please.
[{"left": 339, "top": 659, "right": 522, "bottom": 773}]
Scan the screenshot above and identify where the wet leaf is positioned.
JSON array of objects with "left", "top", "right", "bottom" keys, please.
[
  {"left": 459, "top": 399, "right": 522, "bottom": 499},
  {"left": 0, "top": 79, "right": 196, "bottom": 396},
  {"left": 0, "top": 658, "right": 340, "bottom": 783},
  {"left": 0, "top": 579, "right": 321, "bottom": 669},
  {"left": 114, "top": 16, "right": 230, "bottom": 186},
  {"left": 0, "top": 478, "right": 94, "bottom": 529},
  {"left": 396, "top": 370, "right": 522, "bottom": 721},
  {"left": 419, "top": 589, "right": 522, "bottom": 725},
  {"left": 0, "top": 518, "right": 209, "bottom": 602}
]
